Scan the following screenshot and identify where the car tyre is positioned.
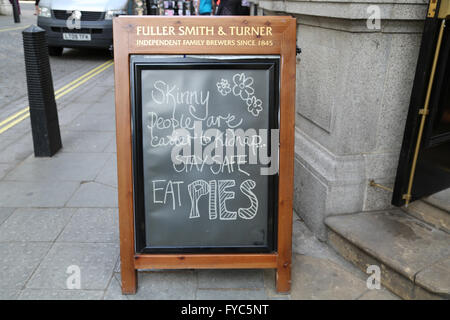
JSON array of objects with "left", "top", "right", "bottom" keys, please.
[{"left": 48, "top": 46, "right": 63, "bottom": 56}]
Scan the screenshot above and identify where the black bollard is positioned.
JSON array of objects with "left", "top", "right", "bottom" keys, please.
[
  {"left": 22, "top": 25, "right": 62, "bottom": 157},
  {"left": 11, "top": 0, "right": 20, "bottom": 23}
]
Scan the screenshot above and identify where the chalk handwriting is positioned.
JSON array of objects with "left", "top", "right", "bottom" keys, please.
[{"left": 145, "top": 73, "right": 277, "bottom": 224}]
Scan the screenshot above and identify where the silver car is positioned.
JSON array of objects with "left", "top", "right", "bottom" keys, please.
[{"left": 37, "top": 0, "right": 130, "bottom": 55}]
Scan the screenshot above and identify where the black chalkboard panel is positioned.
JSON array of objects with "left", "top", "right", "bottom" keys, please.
[{"left": 131, "top": 56, "right": 279, "bottom": 253}]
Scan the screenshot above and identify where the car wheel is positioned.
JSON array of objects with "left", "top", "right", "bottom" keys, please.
[{"left": 48, "top": 46, "right": 63, "bottom": 56}]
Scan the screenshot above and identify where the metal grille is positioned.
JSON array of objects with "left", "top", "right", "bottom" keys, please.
[
  {"left": 52, "top": 10, "right": 104, "bottom": 21},
  {"left": 50, "top": 27, "right": 103, "bottom": 34}
]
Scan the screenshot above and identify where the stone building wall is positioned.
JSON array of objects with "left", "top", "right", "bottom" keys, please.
[{"left": 254, "top": 0, "right": 429, "bottom": 239}]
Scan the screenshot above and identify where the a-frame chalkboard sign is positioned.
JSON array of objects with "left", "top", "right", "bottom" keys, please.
[{"left": 113, "top": 16, "right": 296, "bottom": 294}]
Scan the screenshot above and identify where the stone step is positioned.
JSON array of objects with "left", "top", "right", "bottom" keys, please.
[
  {"left": 423, "top": 189, "right": 450, "bottom": 213},
  {"left": 403, "top": 200, "right": 450, "bottom": 233},
  {"left": 325, "top": 210, "right": 450, "bottom": 300}
]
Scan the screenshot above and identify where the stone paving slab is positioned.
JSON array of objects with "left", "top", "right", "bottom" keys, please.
[
  {"left": 104, "top": 138, "right": 117, "bottom": 153},
  {"left": 0, "top": 163, "right": 13, "bottom": 180},
  {"left": 0, "top": 127, "right": 28, "bottom": 141},
  {"left": 0, "top": 289, "right": 20, "bottom": 300},
  {"left": 262, "top": 269, "right": 290, "bottom": 300},
  {"left": 94, "top": 154, "right": 118, "bottom": 188},
  {"left": 0, "top": 242, "right": 52, "bottom": 289},
  {"left": 197, "top": 269, "right": 264, "bottom": 290},
  {"left": 196, "top": 289, "right": 268, "bottom": 300},
  {"left": 59, "top": 130, "right": 115, "bottom": 153},
  {"left": 66, "top": 182, "right": 118, "bottom": 208},
  {"left": 96, "top": 72, "right": 115, "bottom": 88},
  {"left": 26, "top": 243, "right": 119, "bottom": 290},
  {"left": 292, "top": 217, "right": 366, "bottom": 281},
  {"left": 58, "top": 102, "right": 96, "bottom": 127},
  {"left": 0, "top": 208, "right": 75, "bottom": 242},
  {"left": 0, "top": 181, "right": 80, "bottom": 207},
  {"left": 290, "top": 254, "right": 368, "bottom": 300},
  {"left": 84, "top": 100, "right": 116, "bottom": 115},
  {"left": 0, "top": 132, "right": 33, "bottom": 164},
  {"left": 0, "top": 139, "right": 16, "bottom": 156},
  {"left": 103, "top": 275, "right": 128, "bottom": 300},
  {"left": 4, "top": 153, "right": 110, "bottom": 182},
  {"left": 113, "top": 256, "right": 121, "bottom": 274},
  {"left": 57, "top": 208, "right": 119, "bottom": 243},
  {"left": 131, "top": 271, "right": 197, "bottom": 300},
  {"left": 65, "top": 113, "right": 116, "bottom": 132},
  {"left": 357, "top": 288, "right": 400, "bottom": 300},
  {"left": 18, "top": 289, "right": 104, "bottom": 300},
  {"left": 0, "top": 207, "right": 15, "bottom": 225},
  {"left": 69, "top": 84, "right": 112, "bottom": 104}
]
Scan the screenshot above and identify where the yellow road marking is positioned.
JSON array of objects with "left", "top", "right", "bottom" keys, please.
[
  {"left": 0, "top": 107, "right": 28, "bottom": 128},
  {"left": 0, "top": 25, "right": 30, "bottom": 32},
  {"left": 55, "top": 60, "right": 113, "bottom": 95},
  {"left": 0, "top": 60, "right": 114, "bottom": 134},
  {"left": 0, "top": 111, "right": 30, "bottom": 134},
  {"left": 55, "top": 61, "right": 113, "bottom": 99},
  {"left": 0, "top": 60, "right": 113, "bottom": 128}
]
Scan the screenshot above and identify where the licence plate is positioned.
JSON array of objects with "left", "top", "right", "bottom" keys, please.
[{"left": 62, "top": 33, "right": 91, "bottom": 41}]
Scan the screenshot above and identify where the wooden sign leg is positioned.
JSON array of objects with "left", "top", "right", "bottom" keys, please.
[
  {"left": 276, "top": 262, "right": 291, "bottom": 293},
  {"left": 275, "top": 17, "right": 296, "bottom": 294},
  {"left": 120, "top": 254, "right": 137, "bottom": 294},
  {"left": 118, "top": 205, "right": 137, "bottom": 294}
]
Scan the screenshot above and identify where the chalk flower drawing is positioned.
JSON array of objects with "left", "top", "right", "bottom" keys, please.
[
  {"left": 216, "top": 79, "right": 231, "bottom": 96},
  {"left": 247, "top": 96, "right": 263, "bottom": 117},
  {"left": 232, "top": 73, "right": 254, "bottom": 101},
  {"left": 217, "top": 73, "right": 263, "bottom": 117}
]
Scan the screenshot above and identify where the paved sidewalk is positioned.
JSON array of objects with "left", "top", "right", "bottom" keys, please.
[{"left": 0, "top": 65, "right": 399, "bottom": 300}]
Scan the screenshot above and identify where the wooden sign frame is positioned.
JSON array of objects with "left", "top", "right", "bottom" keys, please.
[{"left": 113, "top": 16, "right": 296, "bottom": 294}]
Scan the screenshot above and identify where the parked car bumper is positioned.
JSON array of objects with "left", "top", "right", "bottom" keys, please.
[{"left": 37, "top": 16, "right": 113, "bottom": 49}]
